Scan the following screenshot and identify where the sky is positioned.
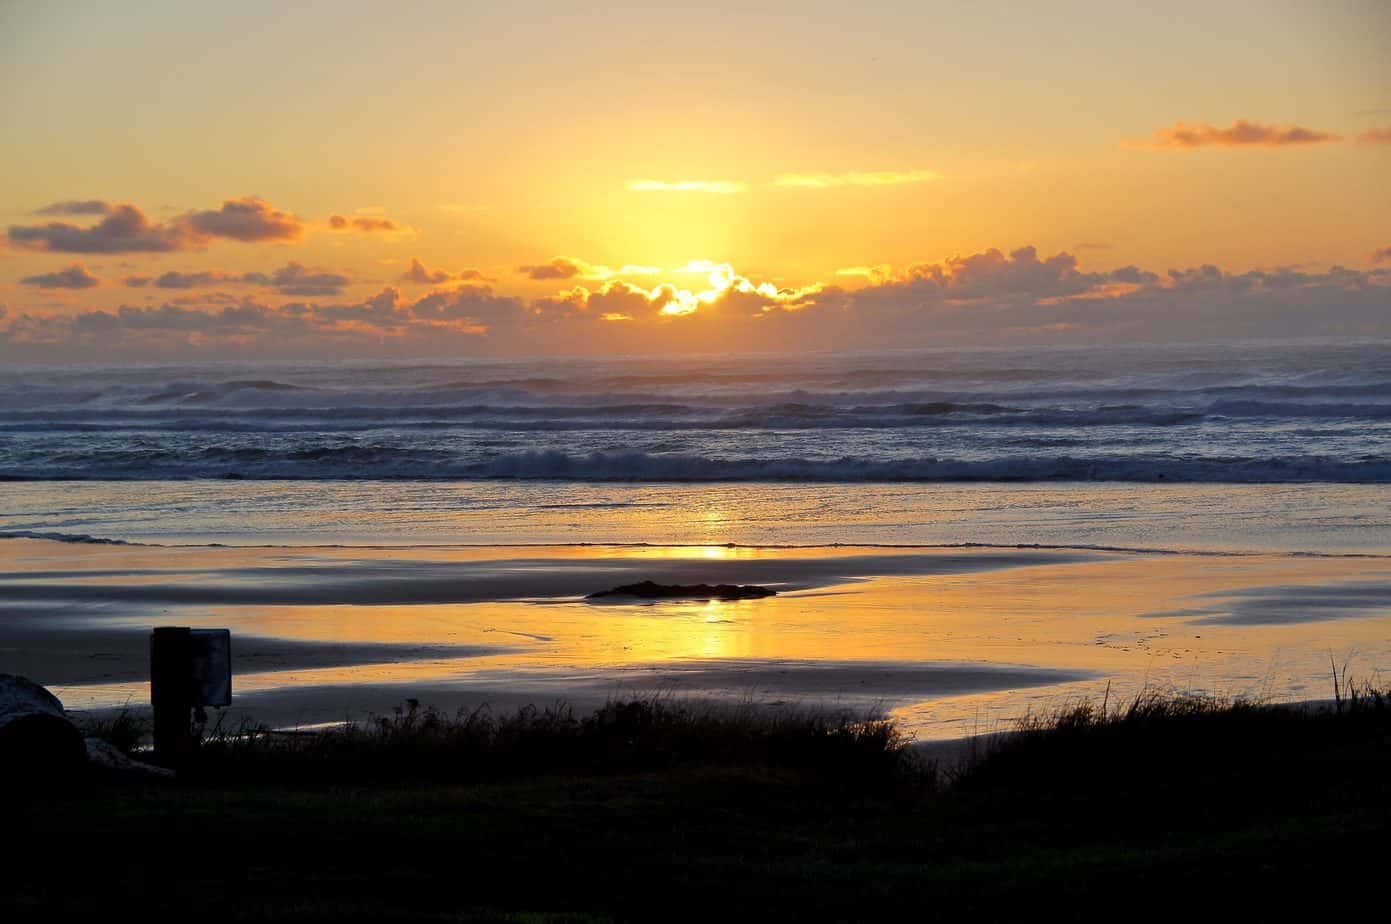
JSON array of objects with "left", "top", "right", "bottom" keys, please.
[{"left": 1, "top": 0, "right": 1388, "bottom": 360}]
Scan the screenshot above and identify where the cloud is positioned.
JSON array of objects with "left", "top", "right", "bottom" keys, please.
[
  {"left": 263, "top": 262, "right": 350, "bottom": 296},
  {"left": 407, "top": 286, "right": 526, "bottom": 327},
  {"left": 9, "top": 196, "right": 305, "bottom": 253},
  {"left": 1372, "top": 247, "right": 1391, "bottom": 264},
  {"left": 518, "top": 256, "right": 662, "bottom": 282},
  {"left": 835, "top": 265, "right": 893, "bottom": 284},
  {"left": 1356, "top": 125, "right": 1391, "bottom": 144},
  {"left": 774, "top": 170, "right": 941, "bottom": 188},
  {"left": 329, "top": 214, "right": 402, "bottom": 232},
  {"left": 6, "top": 247, "right": 1389, "bottom": 358},
  {"left": 9, "top": 204, "right": 188, "bottom": 253},
  {"left": 534, "top": 263, "right": 821, "bottom": 320},
  {"left": 399, "top": 257, "right": 494, "bottom": 285},
  {"left": 1144, "top": 120, "right": 1342, "bottom": 149},
  {"left": 518, "top": 257, "right": 590, "bottom": 281},
  {"left": 182, "top": 197, "right": 303, "bottom": 242},
  {"left": 32, "top": 200, "right": 111, "bottom": 216},
  {"left": 19, "top": 264, "right": 100, "bottom": 289},
  {"left": 121, "top": 261, "right": 350, "bottom": 296},
  {"left": 627, "top": 180, "right": 746, "bottom": 194}
]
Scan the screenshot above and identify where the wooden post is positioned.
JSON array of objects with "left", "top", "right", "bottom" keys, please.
[{"left": 150, "top": 626, "right": 194, "bottom": 764}]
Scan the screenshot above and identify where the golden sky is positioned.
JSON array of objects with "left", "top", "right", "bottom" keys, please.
[{"left": 1, "top": 1, "right": 1388, "bottom": 358}]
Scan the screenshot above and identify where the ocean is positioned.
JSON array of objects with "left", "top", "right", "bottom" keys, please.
[{"left": 2, "top": 341, "right": 1388, "bottom": 486}]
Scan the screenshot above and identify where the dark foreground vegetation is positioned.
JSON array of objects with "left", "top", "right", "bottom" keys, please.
[{"left": 10, "top": 689, "right": 1390, "bottom": 920}]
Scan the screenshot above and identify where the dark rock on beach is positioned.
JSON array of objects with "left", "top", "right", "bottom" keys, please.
[
  {"left": 586, "top": 581, "right": 777, "bottom": 601},
  {"left": 0, "top": 674, "right": 87, "bottom": 778}
]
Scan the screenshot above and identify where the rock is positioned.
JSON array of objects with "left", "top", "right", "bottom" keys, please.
[
  {"left": 0, "top": 674, "right": 87, "bottom": 779},
  {"left": 586, "top": 581, "right": 777, "bottom": 601}
]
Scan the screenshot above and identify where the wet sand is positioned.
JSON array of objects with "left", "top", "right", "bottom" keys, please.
[{"left": 3, "top": 537, "right": 1389, "bottom": 739}]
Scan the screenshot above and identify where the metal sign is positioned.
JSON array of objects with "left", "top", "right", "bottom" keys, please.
[{"left": 188, "top": 628, "right": 231, "bottom": 707}]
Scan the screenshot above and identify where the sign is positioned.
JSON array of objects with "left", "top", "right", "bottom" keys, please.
[{"left": 189, "top": 628, "right": 232, "bottom": 707}]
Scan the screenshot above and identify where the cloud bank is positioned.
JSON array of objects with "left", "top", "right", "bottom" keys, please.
[{"left": 4, "top": 245, "right": 1388, "bottom": 360}]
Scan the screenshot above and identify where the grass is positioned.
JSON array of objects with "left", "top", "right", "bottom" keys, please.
[
  {"left": 13, "top": 689, "right": 1389, "bottom": 920},
  {"left": 74, "top": 703, "right": 148, "bottom": 754},
  {"left": 189, "top": 697, "right": 918, "bottom": 787}
]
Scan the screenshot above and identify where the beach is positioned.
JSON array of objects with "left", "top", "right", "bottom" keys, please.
[{"left": 6, "top": 481, "right": 1388, "bottom": 739}]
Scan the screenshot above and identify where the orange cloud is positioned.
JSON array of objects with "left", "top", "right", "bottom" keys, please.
[
  {"left": 626, "top": 180, "right": 746, "bottom": 194},
  {"left": 1356, "top": 124, "right": 1391, "bottom": 144},
  {"left": 835, "top": 265, "right": 893, "bottom": 284},
  {"left": 1145, "top": 120, "right": 1341, "bottom": 149},
  {"left": 536, "top": 263, "right": 820, "bottom": 319},
  {"left": 518, "top": 257, "right": 660, "bottom": 282},
  {"left": 775, "top": 170, "right": 941, "bottom": 188}
]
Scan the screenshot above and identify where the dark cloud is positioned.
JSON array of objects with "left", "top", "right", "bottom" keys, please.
[
  {"left": 1373, "top": 247, "right": 1391, "bottom": 264},
  {"left": 1147, "top": 120, "right": 1342, "bottom": 148},
  {"left": 518, "top": 257, "right": 587, "bottom": 280},
  {"left": 267, "top": 262, "right": 350, "bottom": 296},
  {"left": 408, "top": 286, "right": 526, "bottom": 326},
  {"left": 10, "top": 197, "right": 305, "bottom": 253},
  {"left": 8, "top": 204, "right": 187, "bottom": 253},
  {"left": 32, "top": 200, "right": 111, "bottom": 216},
  {"left": 19, "top": 264, "right": 101, "bottom": 289},
  {"left": 121, "top": 262, "right": 349, "bottom": 296},
  {"left": 400, "top": 257, "right": 493, "bottom": 285},
  {"left": 142, "top": 270, "right": 246, "bottom": 290},
  {"left": 182, "top": 197, "right": 303, "bottom": 243},
  {"left": 329, "top": 214, "right": 401, "bottom": 233}
]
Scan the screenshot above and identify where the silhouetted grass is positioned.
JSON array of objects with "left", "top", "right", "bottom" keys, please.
[
  {"left": 189, "top": 696, "right": 919, "bottom": 787},
  {"left": 953, "top": 684, "right": 1391, "bottom": 828},
  {"left": 73, "top": 704, "right": 147, "bottom": 754},
  {"left": 21, "top": 686, "right": 1391, "bottom": 919}
]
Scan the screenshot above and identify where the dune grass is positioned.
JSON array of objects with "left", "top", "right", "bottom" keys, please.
[
  {"left": 24, "top": 686, "right": 1387, "bottom": 919},
  {"left": 188, "top": 696, "right": 918, "bottom": 787}
]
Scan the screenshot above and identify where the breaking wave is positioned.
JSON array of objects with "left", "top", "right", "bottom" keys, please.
[{"left": 2, "top": 448, "right": 1387, "bottom": 483}]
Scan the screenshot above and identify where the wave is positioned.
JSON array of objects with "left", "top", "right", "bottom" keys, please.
[
  {"left": 3, "top": 448, "right": 1388, "bottom": 483},
  {"left": 137, "top": 379, "right": 312, "bottom": 404},
  {"left": 6, "top": 397, "right": 1390, "bottom": 434},
  {"left": 0, "top": 529, "right": 136, "bottom": 545}
]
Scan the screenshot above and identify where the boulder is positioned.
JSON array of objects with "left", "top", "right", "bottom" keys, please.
[
  {"left": 587, "top": 581, "right": 777, "bottom": 601},
  {"left": 0, "top": 674, "right": 87, "bottom": 779}
]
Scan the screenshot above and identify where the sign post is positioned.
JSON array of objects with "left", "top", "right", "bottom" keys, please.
[{"left": 150, "top": 627, "right": 231, "bottom": 764}]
